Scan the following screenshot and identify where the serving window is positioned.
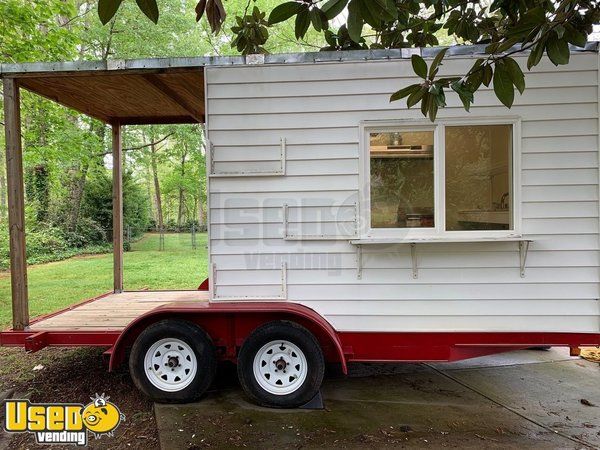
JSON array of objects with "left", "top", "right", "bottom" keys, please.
[{"left": 361, "top": 119, "right": 520, "bottom": 239}]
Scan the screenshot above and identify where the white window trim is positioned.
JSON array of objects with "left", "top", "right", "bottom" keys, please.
[{"left": 358, "top": 117, "right": 522, "bottom": 241}]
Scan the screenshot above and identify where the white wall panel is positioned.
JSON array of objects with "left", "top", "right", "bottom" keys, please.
[{"left": 206, "top": 52, "right": 600, "bottom": 333}]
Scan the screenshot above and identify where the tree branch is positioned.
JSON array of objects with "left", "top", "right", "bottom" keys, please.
[{"left": 96, "top": 132, "right": 174, "bottom": 156}]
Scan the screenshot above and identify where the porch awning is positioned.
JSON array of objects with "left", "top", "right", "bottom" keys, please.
[{"left": 1, "top": 60, "right": 205, "bottom": 125}]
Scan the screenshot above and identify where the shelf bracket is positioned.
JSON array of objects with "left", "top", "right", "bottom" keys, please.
[
  {"left": 519, "top": 240, "right": 530, "bottom": 278},
  {"left": 356, "top": 244, "right": 362, "bottom": 279},
  {"left": 282, "top": 203, "right": 289, "bottom": 238},
  {"left": 410, "top": 243, "right": 418, "bottom": 279}
]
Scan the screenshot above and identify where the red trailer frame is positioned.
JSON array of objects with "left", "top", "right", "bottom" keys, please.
[{"left": 3, "top": 288, "right": 599, "bottom": 371}]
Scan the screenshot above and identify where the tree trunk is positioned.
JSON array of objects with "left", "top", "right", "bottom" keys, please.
[
  {"left": 150, "top": 143, "right": 164, "bottom": 231},
  {"left": 198, "top": 191, "right": 204, "bottom": 229},
  {"left": 177, "top": 147, "right": 187, "bottom": 229},
  {"left": 32, "top": 165, "right": 50, "bottom": 223},
  {"left": 67, "top": 161, "right": 89, "bottom": 231},
  {"left": 68, "top": 121, "right": 104, "bottom": 232}
]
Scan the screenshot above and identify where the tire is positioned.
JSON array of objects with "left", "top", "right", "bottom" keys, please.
[
  {"left": 129, "top": 319, "right": 217, "bottom": 403},
  {"left": 237, "top": 321, "right": 325, "bottom": 408}
]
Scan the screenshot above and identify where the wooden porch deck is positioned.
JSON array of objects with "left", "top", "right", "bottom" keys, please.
[{"left": 29, "top": 291, "right": 209, "bottom": 332}]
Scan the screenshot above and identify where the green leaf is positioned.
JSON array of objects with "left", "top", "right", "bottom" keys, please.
[
  {"left": 497, "top": 36, "right": 521, "bottom": 53},
  {"left": 310, "top": 8, "right": 323, "bottom": 32},
  {"left": 452, "top": 80, "right": 474, "bottom": 112},
  {"left": 428, "top": 48, "right": 447, "bottom": 79},
  {"left": 363, "top": 0, "right": 396, "bottom": 24},
  {"left": 347, "top": 0, "right": 363, "bottom": 43},
  {"left": 372, "top": 0, "right": 397, "bottom": 20},
  {"left": 268, "top": 1, "right": 304, "bottom": 25},
  {"left": 195, "top": 0, "right": 207, "bottom": 21},
  {"left": 563, "top": 23, "right": 587, "bottom": 48},
  {"left": 421, "top": 92, "right": 430, "bottom": 117},
  {"left": 390, "top": 84, "right": 420, "bottom": 102},
  {"left": 407, "top": 87, "right": 426, "bottom": 108},
  {"left": 546, "top": 32, "right": 570, "bottom": 66},
  {"left": 98, "top": 0, "right": 123, "bottom": 25},
  {"left": 411, "top": 54, "right": 427, "bottom": 79},
  {"left": 324, "top": 30, "right": 337, "bottom": 47},
  {"left": 493, "top": 64, "right": 514, "bottom": 108},
  {"left": 527, "top": 39, "right": 545, "bottom": 70},
  {"left": 466, "top": 61, "right": 484, "bottom": 91},
  {"left": 135, "top": 0, "right": 159, "bottom": 24},
  {"left": 321, "top": 0, "right": 348, "bottom": 20},
  {"left": 294, "top": 8, "right": 310, "bottom": 39},
  {"left": 428, "top": 99, "right": 438, "bottom": 122},
  {"left": 503, "top": 58, "right": 525, "bottom": 94},
  {"left": 482, "top": 64, "right": 493, "bottom": 87}
]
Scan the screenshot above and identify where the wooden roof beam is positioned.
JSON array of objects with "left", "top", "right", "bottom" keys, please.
[{"left": 142, "top": 74, "right": 203, "bottom": 123}]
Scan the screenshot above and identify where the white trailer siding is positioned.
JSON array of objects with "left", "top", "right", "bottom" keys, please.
[{"left": 205, "top": 51, "right": 600, "bottom": 333}]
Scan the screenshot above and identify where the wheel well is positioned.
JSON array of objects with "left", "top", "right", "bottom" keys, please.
[{"left": 109, "top": 308, "right": 347, "bottom": 374}]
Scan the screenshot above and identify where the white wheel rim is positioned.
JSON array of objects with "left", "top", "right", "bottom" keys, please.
[
  {"left": 143, "top": 338, "right": 197, "bottom": 392},
  {"left": 252, "top": 340, "right": 308, "bottom": 396}
]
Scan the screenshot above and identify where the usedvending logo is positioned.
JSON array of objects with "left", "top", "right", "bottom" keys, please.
[{"left": 4, "top": 393, "right": 125, "bottom": 446}]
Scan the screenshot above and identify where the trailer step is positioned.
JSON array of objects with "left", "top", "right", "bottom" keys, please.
[{"left": 24, "top": 332, "right": 48, "bottom": 353}]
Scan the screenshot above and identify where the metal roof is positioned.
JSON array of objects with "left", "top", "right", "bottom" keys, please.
[{"left": 1, "top": 42, "right": 598, "bottom": 76}]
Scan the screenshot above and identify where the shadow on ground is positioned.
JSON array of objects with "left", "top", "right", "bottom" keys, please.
[{"left": 156, "top": 348, "right": 600, "bottom": 449}]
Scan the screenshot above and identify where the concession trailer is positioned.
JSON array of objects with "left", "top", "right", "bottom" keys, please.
[{"left": 1, "top": 44, "right": 600, "bottom": 408}]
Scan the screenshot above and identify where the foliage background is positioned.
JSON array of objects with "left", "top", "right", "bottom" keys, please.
[{"left": 0, "top": 0, "right": 322, "bottom": 268}]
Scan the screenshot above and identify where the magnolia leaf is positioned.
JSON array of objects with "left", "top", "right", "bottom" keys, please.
[
  {"left": 411, "top": 54, "right": 427, "bottom": 79},
  {"left": 407, "top": 87, "right": 426, "bottom": 108},
  {"left": 452, "top": 81, "right": 474, "bottom": 112},
  {"left": 496, "top": 36, "right": 520, "bottom": 53},
  {"left": 504, "top": 58, "right": 525, "bottom": 94},
  {"left": 563, "top": 23, "right": 587, "bottom": 48},
  {"left": 421, "top": 92, "right": 430, "bottom": 116},
  {"left": 428, "top": 48, "right": 448, "bottom": 79},
  {"left": 482, "top": 64, "right": 493, "bottom": 87},
  {"left": 195, "top": 0, "right": 207, "bottom": 21},
  {"left": 309, "top": 8, "right": 324, "bottom": 32},
  {"left": 135, "top": 0, "right": 159, "bottom": 24},
  {"left": 527, "top": 40, "right": 545, "bottom": 70},
  {"left": 347, "top": 0, "right": 363, "bottom": 43},
  {"left": 294, "top": 8, "right": 310, "bottom": 39},
  {"left": 493, "top": 64, "right": 514, "bottom": 108},
  {"left": 205, "top": 0, "right": 226, "bottom": 33},
  {"left": 390, "top": 84, "right": 420, "bottom": 102},
  {"left": 98, "top": 0, "right": 123, "bottom": 25},
  {"left": 546, "top": 32, "right": 570, "bottom": 65},
  {"left": 428, "top": 98, "right": 438, "bottom": 122},
  {"left": 322, "top": 0, "right": 349, "bottom": 20},
  {"left": 269, "top": 1, "right": 304, "bottom": 25}
]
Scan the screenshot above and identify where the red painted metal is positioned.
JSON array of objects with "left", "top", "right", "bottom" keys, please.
[
  {"left": 107, "top": 301, "right": 348, "bottom": 373},
  {"left": 2, "top": 293, "right": 600, "bottom": 372},
  {"left": 0, "top": 330, "right": 121, "bottom": 347},
  {"left": 338, "top": 331, "right": 600, "bottom": 362},
  {"left": 198, "top": 278, "right": 209, "bottom": 291}
]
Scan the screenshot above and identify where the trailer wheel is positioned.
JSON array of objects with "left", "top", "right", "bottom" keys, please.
[
  {"left": 237, "top": 321, "right": 324, "bottom": 408},
  {"left": 129, "top": 320, "right": 216, "bottom": 403}
]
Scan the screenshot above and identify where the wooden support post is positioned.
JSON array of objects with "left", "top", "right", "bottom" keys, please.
[
  {"left": 112, "top": 124, "right": 123, "bottom": 293},
  {"left": 3, "top": 78, "right": 29, "bottom": 330}
]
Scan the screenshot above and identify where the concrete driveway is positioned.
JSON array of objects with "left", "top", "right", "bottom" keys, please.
[{"left": 155, "top": 348, "right": 600, "bottom": 449}]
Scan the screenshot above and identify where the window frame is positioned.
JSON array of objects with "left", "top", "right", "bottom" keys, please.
[{"left": 358, "top": 117, "right": 522, "bottom": 240}]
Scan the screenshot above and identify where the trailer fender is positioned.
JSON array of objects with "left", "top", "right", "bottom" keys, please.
[{"left": 109, "top": 301, "right": 347, "bottom": 374}]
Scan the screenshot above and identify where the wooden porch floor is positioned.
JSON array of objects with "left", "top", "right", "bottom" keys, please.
[{"left": 29, "top": 291, "right": 209, "bottom": 332}]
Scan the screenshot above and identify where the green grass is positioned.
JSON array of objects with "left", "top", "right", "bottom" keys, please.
[{"left": 0, "top": 233, "right": 208, "bottom": 327}]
